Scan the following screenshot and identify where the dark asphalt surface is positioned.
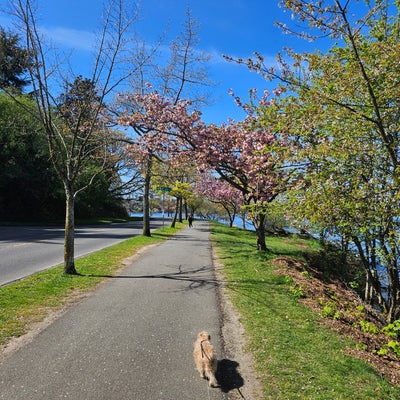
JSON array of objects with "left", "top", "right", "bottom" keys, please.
[
  {"left": 0, "top": 221, "right": 231, "bottom": 400},
  {"left": 0, "top": 219, "right": 164, "bottom": 286}
]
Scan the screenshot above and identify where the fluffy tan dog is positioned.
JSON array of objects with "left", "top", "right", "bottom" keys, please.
[{"left": 193, "top": 331, "right": 219, "bottom": 387}]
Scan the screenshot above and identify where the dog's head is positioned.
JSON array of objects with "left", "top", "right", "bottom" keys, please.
[{"left": 198, "top": 331, "right": 211, "bottom": 341}]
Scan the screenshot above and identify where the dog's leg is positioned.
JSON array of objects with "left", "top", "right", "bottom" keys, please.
[
  {"left": 195, "top": 359, "right": 206, "bottom": 379},
  {"left": 205, "top": 368, "right": 219, "bottom": 387}
]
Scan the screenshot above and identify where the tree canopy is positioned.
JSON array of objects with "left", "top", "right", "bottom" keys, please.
[
  {"left": 0, "top": 27, "right": 30, "bottom": 91},
  {"left": 239, "top": 0, "right": 400, "bottom": 322}
]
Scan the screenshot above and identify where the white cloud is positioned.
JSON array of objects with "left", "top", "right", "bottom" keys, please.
[
  {"left": 0, "top": 12, "right": 95, "bottom": 52},
  {"left": 41, "top": 26, "right": 96, "bottom": 51}
]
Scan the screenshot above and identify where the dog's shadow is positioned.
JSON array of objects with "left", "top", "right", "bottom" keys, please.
[{"left": 216, "top": 359, "right": 244, "bottom": 393}]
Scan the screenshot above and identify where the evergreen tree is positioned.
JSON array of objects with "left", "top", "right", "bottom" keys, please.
[{"left": 0, "top": 27, "right": 30, "bottom": 91}]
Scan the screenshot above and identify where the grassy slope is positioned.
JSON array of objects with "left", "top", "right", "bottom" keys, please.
[{"left": 210, "top": 222, "right": 400, "bottom": 400}]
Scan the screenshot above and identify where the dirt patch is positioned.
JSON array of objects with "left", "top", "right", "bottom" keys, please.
[{"left": 272, "top": 256, "right": 400, "bottom": 386}]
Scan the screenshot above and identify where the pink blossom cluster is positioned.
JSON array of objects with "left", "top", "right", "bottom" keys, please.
[
  {"left": 118, "top": 91, "right": 204, "bottom": 161},
  {"left": 194, "top": 173, "right": 243, "bottom": 207},
  {"left": 191, "top": 118, "right": 282, "bottom": 204},
  {"left": 117, "top": 89, "right": 285, "bottom": 207}
]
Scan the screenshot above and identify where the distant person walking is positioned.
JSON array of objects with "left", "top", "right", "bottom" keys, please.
[{"left": 188, "top": 214, "right": 194, "bottom": 228}]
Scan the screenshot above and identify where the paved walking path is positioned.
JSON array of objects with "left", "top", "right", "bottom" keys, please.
[{"left": 0, "top": 221, "right": 234, "bottom": 400}]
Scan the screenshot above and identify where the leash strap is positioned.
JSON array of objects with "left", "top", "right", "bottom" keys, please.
[{"left": 200, "top": 339, "right": 212, "bottom": 361}]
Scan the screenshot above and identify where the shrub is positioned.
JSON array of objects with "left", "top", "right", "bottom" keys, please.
[
  {"left": 382, "top": 320, "right": 400, "bottom": 338},
  {"left": 359, "top": 320, "right": 379, "bottom": 335},
  {"left": 321, "top": 301, "right": 341, "bottom": 319}
]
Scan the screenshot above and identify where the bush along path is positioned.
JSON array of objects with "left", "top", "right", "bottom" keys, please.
[{"left": 210, "top": 222, "right": 400, "bottom": 400}]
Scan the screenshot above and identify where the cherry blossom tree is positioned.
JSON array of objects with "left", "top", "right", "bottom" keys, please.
[
  {"left": 118, "top": 9, "right": 213, "bottom": 236},
  {"left": 194, "top": 173, "right": 243, "bottom": 227},
  {"left": 118, "top": 89, "right": 201, "bottom": 232},
  {"left": 120, "top": 87, "right": 291, "bottom": 251},
  {"left": 188, "top": 86, "right": 297, "bottom": 250},
  {"left": 192, "top": 116, "right": 287, "bottom": 250}
]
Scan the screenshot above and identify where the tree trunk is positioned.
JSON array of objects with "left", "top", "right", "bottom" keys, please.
[
  {"left": 222, "top": 204, "right": 235, "bottom": 227},
  {"left": 142, "top": 156, "right": 152, "bottom": 237},
  {"left": 255, "top": 212, "right": 268, "bottom": 251},
  {"left": 171, "top": 197, "right": 179, "bottom": 228},
  {"left": 387, "top": 301, "right": 400, "bottom": 323},
  {"left": 256, "top": 227, "right": 267, "bottom": 251},
  {"left": 386, "top": 262, "right": 400, "bottom": 322},
  {"left": 178, "top": 197, "right": 183, "bottom": 223},
  {"left": 241, "top": 212, "right": 246, "bottom": 230},
  {"left": 365, "top": 273, "right": 374, "bottom": 304},
  {"left": 353, "top": 236, "right": 388, "bottom": 313},
  {"left": 228, "top": 210, "right": 234, "bottom": 227},
  {"left": 64, "top": 185, "right": 77, "bottom": 275}
]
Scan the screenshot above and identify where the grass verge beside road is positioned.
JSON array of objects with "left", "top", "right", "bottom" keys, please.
[
  {"left": 210, "top": 222, "right": 400, "bottom": 400},
  {"left": 0, "top": 223, "right": 184, "bottom": 349}
]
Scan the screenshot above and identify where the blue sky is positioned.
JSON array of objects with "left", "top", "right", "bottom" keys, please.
[{"left": 0, "top": 0, "right": 325, "bottom": 124}]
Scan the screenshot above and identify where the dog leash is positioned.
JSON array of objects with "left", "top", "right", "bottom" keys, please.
[{"left": 200, "top": 339, "right": 212, "bottom": 361}]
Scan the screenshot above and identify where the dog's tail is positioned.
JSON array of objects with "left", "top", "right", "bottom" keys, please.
[{"left": 205, "top": 368, "right": 219, "bottom": 388}]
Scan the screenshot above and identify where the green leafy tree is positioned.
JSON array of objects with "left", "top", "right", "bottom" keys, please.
[
  {"left": 152, "top": 157, "right": 198, "bottom": 225},
  {"left": 0, "top": 92, "right": 64, "bottom": 220},
  {"left": 242, "top": 0, "right": 400, "bottom": 321},
  {"left": 0, "top": 27, "right": 30, "bottom": 91},
  {"left": 169, "top": 181, "right": 194, "bottom": 227}
]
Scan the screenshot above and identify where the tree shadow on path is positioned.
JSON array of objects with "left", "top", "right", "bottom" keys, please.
[{"left": 83, "top": 265, "right": 220, "bottom": 291}]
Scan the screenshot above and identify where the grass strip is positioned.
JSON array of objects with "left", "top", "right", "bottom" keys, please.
[
  {"left": 0, "top": 223, "right": 184, "bottom": 347},
  {"left": 210, "top": 222, "right": 400, "bottom": 400}
]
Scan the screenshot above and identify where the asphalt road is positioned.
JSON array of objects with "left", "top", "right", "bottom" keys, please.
[
  {"left": 0, "top": 221, "right": 235, "bottom": 400},
  {"left": 0, "top": 219, "right": 164, "bottom": 286}
]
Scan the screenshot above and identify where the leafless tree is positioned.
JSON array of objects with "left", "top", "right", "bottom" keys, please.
[{"left": 8, "top": 0, "right": 138, "bottom": 274}]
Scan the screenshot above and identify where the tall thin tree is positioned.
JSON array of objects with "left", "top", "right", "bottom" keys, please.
[{"left": 9, "top": 0, "right": 137, "bottom": 274}]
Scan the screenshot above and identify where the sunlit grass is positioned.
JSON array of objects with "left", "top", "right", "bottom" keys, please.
[
  {"left": 0, "top": 224, "right": 184, "bottom": 346},
  {"left": 211, "top": 222, "right": 400, "bottom": 400}
]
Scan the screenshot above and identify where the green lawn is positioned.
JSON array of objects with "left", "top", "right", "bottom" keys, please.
[{"left": 210, "top": 222, "right": 400, "bottom": 400}]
